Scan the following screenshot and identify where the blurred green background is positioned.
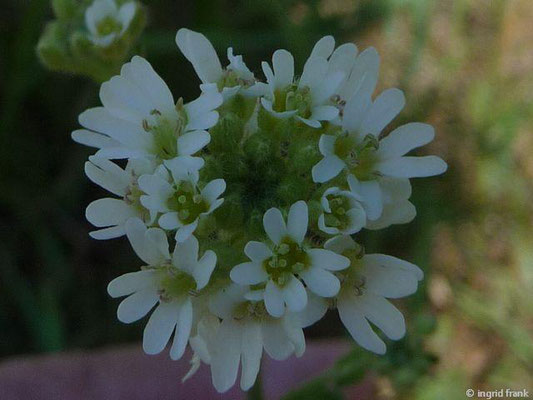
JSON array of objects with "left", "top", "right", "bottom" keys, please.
[{"left": 1, "top": 0, "right": 532, "bottom": 398}]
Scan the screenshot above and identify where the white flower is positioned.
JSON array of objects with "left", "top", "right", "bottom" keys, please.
[
  {"left": 318, "top": 186, "right": 367, "bottom": 235},
  {"left": 84, "top": 156, "right": 156, "bottom": 239},
  {"left": 258, "top": 49, "right": 343, "bottom": 128},
  {"left": 312, "top": 121, "right": 447, "bottom": 219},
  {"left": 85, "top": 0, "right": 136, "bottom": 47},
  {"left": 308, "top": 35, "right": 380, "bottom": 105},
  {"left": 230, "top": 201, "right": 349, "bottom": 317},
  {"left": 107, "top": 218, "right": 216, "bottom": 359},
  {"left": 325, "top": 235, "right": 423, "bottom": 354},
  {"left": 176, "top": 28, "right": 255, "bottom": 100},
  {"left": 72, "top": 56, "right": 222, "bottom": 161},
  {"left": 138, "top": 157, "right": 225, "bottom": 242},
  {"left": 194, "top": 284, "right": 327, "bottom": 393}
]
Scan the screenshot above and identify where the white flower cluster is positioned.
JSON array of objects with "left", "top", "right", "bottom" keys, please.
[{"left": 73, "top": 28, "right": 446, "bottom": 392}]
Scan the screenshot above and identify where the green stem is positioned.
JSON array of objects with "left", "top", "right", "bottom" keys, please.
[{"left": 248, "top": 373, "right": 263, "bottom": 400}]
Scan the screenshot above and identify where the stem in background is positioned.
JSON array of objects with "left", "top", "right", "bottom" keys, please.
[{"left": 248, "top": 373, "right": 263, "bottom": 400}]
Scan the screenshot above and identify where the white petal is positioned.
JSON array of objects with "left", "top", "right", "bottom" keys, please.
[
  {"left": 85, "top": 157, "right": 129, "bottom": 196},
  {"left": 143, "top": 301, "right": 179, "bottom": 354},
  {"left": 185, "top": 88, "right": 223, "bottom": 121},
  {"left": 282, "top": 275, "right": 307, "bottom": 312},
  {"left": 230, "top": 262, "right": 268, "bottom": 285},
  {"left": 338, "top": 295, "right": 386, "bottom": 354},
  {"left": 175, "top": 219, "right": 198, "bottom": 243},
  {"left": 362, "top": 258, "right": 420, "bottom": 298},
  {"left": 328, "top": 43, "right": 358, "bottom": 76},
  {"left": 164, "top": 156, "right": 203, "bottom": 182},
  {"left": 262, "top": 207, "right": 287, "bottom": 245},
  {"left": 193, "top": 250, "right": 217, "bottom": 290},
  {"left": 359, "top": 293, "right": 406, "bottom": 340},
  {"left": 264, "top": 280, "right": 285, "bottom": 317},
  {"left": 202, "top": 179, "right": 226, "bottom": 204},
  {"left": 170, "top": 298, "right": 193, "bottom": 360},
  {"left": 177, "top": 130, "right": 210, "bottom": 156},
  {"left": 364, "top": 254, "right": 423, "bottom": 281},
  {"left": 117, "top": 288, "right": 159, "bottom": 323},
  {"left": 323, "top": 235, "right": 357, "bottom": 254},
  {"left": 175, "top": 28, "right": 223, "bottom": 84},
  {"left": 118, "top": 2, "right": 136, "bottom": 28},
  {"left": 86, "top": 198, "right": 136, "bottom": 227},
  {"left": 287, "top": 201, "right": 308, "bottom": 244},
  {"left": 361, "top": 88, "right": 405, "bottom": 136},
  {"left": 211, "top": 318, "right": 242, "bottom": 393},
  {"left": 272, "top": 49, "right": 294, "bottom": 88},
  {"left": 172, "top": 234, "right": 199, "bottom": 272},
  {"left": 293, "top": 292, "right": 328, "bottom": 328},
  {"left": 342, "top": 86, "right": 372, "bottom": 133},
  {"left": 72, "top": 129, "right": 119, "bottom": 149},
  {"left": 314, "top": 70, "right": 345, "bottom": 106},
  {"left": 376, "top": 156, "right": 448, "bottom": 178},
  {"left": 378, "top": 123, "right": 435, "bottom": 159},
  {"left": 89, "top": 226, "right": 126, "bottom": 240},
  {"left": 244, "top": 241, "right": 273, "bottom": 262},
  {"left": 348, "top": 175, "right": 382, "bottom": 220},
  {"left": 299, "top": 56, "right": 328, "bottom": 91},
  {"left": 318, "top": 134, "right": 336, "bottom": 156},
  {"left": 341, "top": 47, "right": 379, "bottom": 101},
  {"left": 307, "top": 249, "right": 350, "bottom": 271},
  {"left": 125, "top": 217, "right": 163, "bottom": 265},
  {"left": 79, "top": 107, "right": 146, "bottom": 148},
  {"left": 312, "top": 156, "right": 345, "bottom": 183},
  {"left": 158, "top": 212, "right": 181, "bottom": 230},
  {"left": 262, "top": 319, "right": 294, "bottom": 360},
  {"left": 379, "top": 177, "right": 412, "bottom": 202},
  {"left": 345, "top": 207, "right": 367, "bottom": 234},
  {"left": 310, "top": 105, "right": 339, "bottom": 121},
  {"left": 240, "top": 322, "right": 263, "bottom": 391},
  {"left": 300, "top": 266, "right": 340, "bottom": 297},
  {"left": 297, "top": 116, "right": 321, "bottom": 128},
  {"left": 107, "top": 270, "right": 156, "bottom": 298},
  {"left": 309, "top": 36, "right": 335, "bottom": 59},
  {"left": 367, "top": 200, "right": 416, "bottom": 230},
  {"left": 145, "top": 228, "right": 170, "bottom": 260}
]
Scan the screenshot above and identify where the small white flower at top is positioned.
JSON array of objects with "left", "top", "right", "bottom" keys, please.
[
  {"left": 72, "top": 56, "right": 222, "bottom": 162},
  {"left": 176, "top": 28, "right": 255, "bottom": 101},
  {"left": 318, "top": 186, "right": 366, "bottom": 235},
  {"left": 85, "top": 0, "right": 136, "bottom": 47},
  {"left": 258, "top": 48, "right": 343, "bottom": 128},
  {"left": 230, "top": 201, "right": 349, "bottom": 318},
  {"left": 325, "top": 235, "right": 423, "bottom": 354},
  {"left": 138, "top": 157, "right": 225, "bottom": 242},
  {"left": 107, "top": 218, "right": 217, "bottom": 360}
]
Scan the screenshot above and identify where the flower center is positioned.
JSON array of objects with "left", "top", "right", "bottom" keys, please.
[
  {"left": 334, "top": 133, "right": 379, "bottom": 181},
  {"left": 145, "top": 106, "right": 188, "bottom": 160},
  {"left": 167, "top": 181, "right": 208, "bottom": 224},
  {"left": 324, "top": 194, "right": 352, "bottom": 230},
  {"left": 124, "top": 182, "right": 150, "bottom": 221},
  {"left": 217, "top": 70, "right": 251, "bottom": 90},
  {"left": 263, "top": 237, "right": 309, "bottom": 286},
  {"left": 274, "top": 84, "right": 313, "bottom": 118},
  {"left": 157, "top": 267, "right": 196, "bottom": 301},
  {"left": 233, "top": 300, "right": 268, "bottom": 321},
  {"left": 96, "top": 16, "right": 122, "bottom": 36}
]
